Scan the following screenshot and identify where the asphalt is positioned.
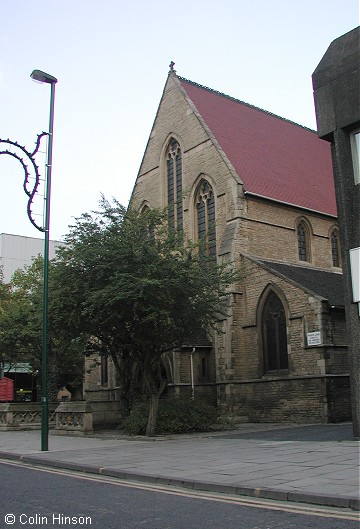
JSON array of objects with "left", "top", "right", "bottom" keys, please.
[{"left": 0, "top": 423, "right": 359, "bottom": 511}]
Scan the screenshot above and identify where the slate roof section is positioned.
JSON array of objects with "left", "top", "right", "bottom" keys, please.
[
  {"left": 178, "top": 77, "right": 337, "bottom": 217},
  {"left": 258, "top": 259, "right": 345, "bottom": 308}
]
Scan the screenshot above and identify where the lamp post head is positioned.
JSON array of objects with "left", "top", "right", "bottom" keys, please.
[{"left": 30, "top": 69, "right": 57, "bottom": 84}]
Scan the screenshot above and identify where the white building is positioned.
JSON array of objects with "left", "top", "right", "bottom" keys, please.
[{"left": 0, "top": 233, "right": 64, "bottom": 283}]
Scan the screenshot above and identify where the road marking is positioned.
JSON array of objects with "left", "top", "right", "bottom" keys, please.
[{"left": 1, "top": 459, "right": 359, "bottom": 522}]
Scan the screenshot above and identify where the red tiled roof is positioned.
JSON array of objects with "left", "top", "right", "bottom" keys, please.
[{"left": 179, "top": 77, "right": 337, "bottom": 216}]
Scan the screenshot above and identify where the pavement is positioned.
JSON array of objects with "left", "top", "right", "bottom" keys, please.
[{"left": 0, "top": 422, "right": 359, "bottom": 511}]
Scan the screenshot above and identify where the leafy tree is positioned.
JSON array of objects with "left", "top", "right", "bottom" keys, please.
[
  {"left": 51, "top": 197, "right": 238, "bottom": 435},
  {"left": 0, "top": 268, "right": 13, "bottom": 377},
  {"left": 0, "top": 257, "right": 83, "bottom": 399},
  {"left": 0, "top": 261, "right": 43, "bottom": 382}
]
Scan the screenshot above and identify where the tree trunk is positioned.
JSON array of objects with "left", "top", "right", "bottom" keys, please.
[
  {"left": 143, "top": 354, "right": 168, "bottom": 436},
  {"left": 111, "top": 350, "right": 138, "bottom": 417},
  {"left": 146, "top": 392, "right": 160, "bottom": 436}
]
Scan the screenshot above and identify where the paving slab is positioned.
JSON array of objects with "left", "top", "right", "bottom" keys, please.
[{"left": 0, "top": 423, "right": 358, "bottom": 511}]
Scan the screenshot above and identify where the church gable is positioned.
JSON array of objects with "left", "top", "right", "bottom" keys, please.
[
  {"left": 136, "top": 75, "right": 205, "bottom": 179},
  {"left": 132, "top": 71, "right": 338, "bottom": 269},
  {"left": 132, "top": 73, "right": 243, "bottom": 237},
  {"left": 237, "top": 254, "right": 347, "bottom": 376},
  {"left": 253, "top": 257, "right": 344, "bottom": 308},
  {"left": 136, "top": 74, "right": 211, "bottom": 181}
]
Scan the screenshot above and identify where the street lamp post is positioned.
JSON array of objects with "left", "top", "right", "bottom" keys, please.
[{"left": 30, "top": 69, "right": 58, "bottom": 451}]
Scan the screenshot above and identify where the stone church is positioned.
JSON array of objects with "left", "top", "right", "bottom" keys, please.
[{"left": 86, "top": 68, "right": 350, "bottom": 424}]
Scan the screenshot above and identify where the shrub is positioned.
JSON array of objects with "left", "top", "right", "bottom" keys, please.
[
  {"left": 121, "top": 398, "right": 220, "bottom": 435},
  {"left": 121, "top": 402, "right": 148, "bottom": 435}
]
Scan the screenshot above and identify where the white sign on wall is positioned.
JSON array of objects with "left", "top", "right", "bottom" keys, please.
[
  {"left": 307, "top": 331, "right": 321, "bottom": 346},
  {"left": 349, "top": 247, "right": 360, "bottom": 302}
]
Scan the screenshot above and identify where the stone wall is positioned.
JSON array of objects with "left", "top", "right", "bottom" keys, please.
[
  {"left": 228, "top": 375, "right": 351, "bottom": 423},
  {"left": 241, "top": 198, "right": 340, "bottom": 270}
]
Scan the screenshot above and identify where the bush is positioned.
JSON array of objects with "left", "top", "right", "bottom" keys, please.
[
  {"left": 121, "top": 402, "right": 148, "bottom": 435},
  {"left": 121, "top": 398, "right": 220, "bottom": 435}
]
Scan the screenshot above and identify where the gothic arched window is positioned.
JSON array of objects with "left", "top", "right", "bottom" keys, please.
[
  {"left": 166, "top": 138, "right": 183, "bottom": 230},
  {"left": 331, "top": 229, "right": 341, "bottom": 268},
  {"left": 297, "top": 220, "right": 311, "bottom": 262},
  {"left": 262, "top": 291, "right": 288, "bottom": 373},
  {"left": 195, "top": 180, "right": 216, "bottom": 260},
  {"left": 140, "top": 205, "right": 155, "bottom": 240}
]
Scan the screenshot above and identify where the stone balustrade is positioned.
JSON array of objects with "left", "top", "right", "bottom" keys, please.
[
  {"left": 0, "top": 401, "right": 120, "bottom": 434},
  {"left": 0, "top": 402, "right": 57, "bottom": 430},
  {"left": 55, "top": 401, "right": 93, "bottom": 434}
]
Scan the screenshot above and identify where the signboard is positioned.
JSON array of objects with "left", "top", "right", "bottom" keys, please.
[
  {"left": 307, "top": 331, "right": 321, "bottom": 346},
  {"left": 351, "top": 131, "right": 360, "bottom": 185},
  {"left": 4, "top": 362, "right": 32, "bottom": 373},
  {"left": 349, "top": 247, "right": 360, "bottom": 302},
  {"left": 0, "top": 377, "right": 14, "bottom": 401}
]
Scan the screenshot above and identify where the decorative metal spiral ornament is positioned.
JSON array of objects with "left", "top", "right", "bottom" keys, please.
[{"left": 0, "top": 132, "right": 49, "bottom": 232}]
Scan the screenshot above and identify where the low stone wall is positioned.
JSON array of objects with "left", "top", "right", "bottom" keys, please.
[
  {"left": 228, "top": 375, "right": 352, "bottom": 423},
  {"left": 88, "top": 401, "right": 124, "bottom": 428},
  {"left": 55, "top": 401, "right": 93, "bottom": 435},
  {"left": 326, "top": 376, "right": 352, "bottom": 422},
  {"left": 0, "top": 402, "right": 57, "bottom": 430},
  {"left": 0, "top": 400, "right": 123, "bottom": 434}
]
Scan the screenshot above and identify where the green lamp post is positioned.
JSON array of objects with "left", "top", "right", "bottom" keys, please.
[{"left": 30, "top": 69, "right": 58, "bottom": 451}]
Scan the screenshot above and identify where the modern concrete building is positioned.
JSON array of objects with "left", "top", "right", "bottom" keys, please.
[
  {"left": 0, "top": 233, "right": 63, "bottom": 283},
  {"left": 313, "top": 26, "right": 360, "bottom": 437}
]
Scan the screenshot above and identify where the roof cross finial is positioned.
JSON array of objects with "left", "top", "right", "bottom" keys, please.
[{"left": 169, "top": 61, "right": 176, "bottom": 73}]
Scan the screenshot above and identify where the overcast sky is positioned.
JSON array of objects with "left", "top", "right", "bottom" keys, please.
[{"left": 0, "top": 0, "right": 358, "bottom": 240}]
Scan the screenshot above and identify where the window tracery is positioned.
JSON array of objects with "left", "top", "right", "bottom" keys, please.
[
  {"left": 331, "top": 229, "right": 341, "bottom": 268},
  {"left": 166, "top": 138, "right": 183, "bottom": 230},
  {"left": 262, "top": 290, "right": 288, "bottom": 373},
  {"left": 195, "top": 180, "right": 216, "bottom": 260}
]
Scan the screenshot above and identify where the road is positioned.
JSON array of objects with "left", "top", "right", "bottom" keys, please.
[
  {"left": 215, "top": 423, "right": 355, "bottom": 442},
  {"left": 1, "top": 460, "right": 359, "bottom": 529}
]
